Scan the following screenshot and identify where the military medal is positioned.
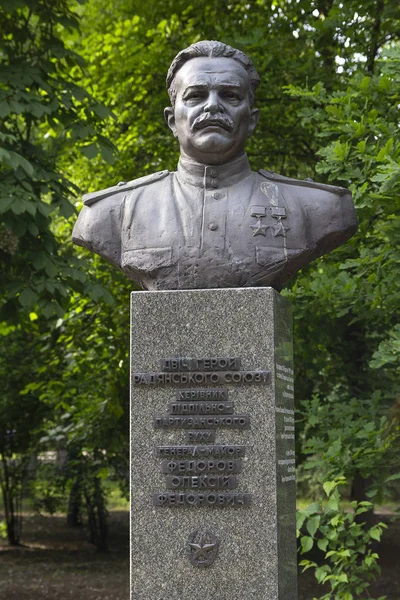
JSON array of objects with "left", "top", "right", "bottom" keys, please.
[
  {"left": 257, "top": 182, "right": 290, "bottom": 238},
  {"left": 250, "top": 205, "right": 268, "bottom": 236},
  {"left": 271, "top": 206, "right": 290, "bottom": 237}
]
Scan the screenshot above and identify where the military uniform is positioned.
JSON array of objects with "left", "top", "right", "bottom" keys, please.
[{"left": 72, "top": 154, "right": 357, "bottom": 290}]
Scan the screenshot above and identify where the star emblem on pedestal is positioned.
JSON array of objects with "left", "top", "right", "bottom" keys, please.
[
  {"left": 251, "top": 218, "right": 268, "bottom": 236},
  {"left": 271, "top": 219, "right": 290, "bottom": 237},
  {"left": 188, "top": 530, "right": 219, "bottom": 567},
  {"left": 189, "top": 535, "right": 216, "bottom": 560}
]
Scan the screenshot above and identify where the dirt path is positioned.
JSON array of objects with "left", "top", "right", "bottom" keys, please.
[
  {"left": 0, "top": 511, "right": 399, "bottom": 599},
  {"left": 0, "top": 512, "right": 129, "bottom": 600}
]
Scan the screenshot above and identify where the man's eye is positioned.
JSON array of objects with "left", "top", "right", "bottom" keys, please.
[
  {"left": 223, "top": 91, "right": 240, "bottom": 101},
  {"left": 186, "top": 92, "right": 203, "bottom": 101}
]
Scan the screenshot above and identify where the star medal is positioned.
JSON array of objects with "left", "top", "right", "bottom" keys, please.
[
  {"left": 271, "top": 206, "right": 290, "bottom": 237},
  {"left": 250, "top": 205, "right": 268, "bottom": 236}
]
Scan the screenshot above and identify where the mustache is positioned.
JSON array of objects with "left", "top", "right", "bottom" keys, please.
[{"left": 192, "top": 112, "right": 234, "bottom": 132}]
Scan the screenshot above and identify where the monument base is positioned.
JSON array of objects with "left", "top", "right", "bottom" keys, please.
[{"left": 130, "top": 287, "right": 297, "bottom": 600}]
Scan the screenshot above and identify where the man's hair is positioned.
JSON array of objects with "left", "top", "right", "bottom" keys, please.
[{"left": 166, "top": 40, "right": 260, "bottom": 107}]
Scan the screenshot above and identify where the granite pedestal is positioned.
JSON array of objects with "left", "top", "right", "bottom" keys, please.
[{"left": 130, "top": 287, "right": 297, "bottom": 599}]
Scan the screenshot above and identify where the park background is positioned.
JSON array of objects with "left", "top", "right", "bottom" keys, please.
[{"left": 0, "top": 0, "right": 399, "bottom": 598}]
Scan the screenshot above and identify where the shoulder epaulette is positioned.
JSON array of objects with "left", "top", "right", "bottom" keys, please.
[
  {"left": 83, "top": 170, "right": 170, "bottom": 206},
  {"left": 259, "top": 169, "right": 349, "bottom": 196}
]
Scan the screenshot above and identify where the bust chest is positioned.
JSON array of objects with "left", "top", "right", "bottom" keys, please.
[{"left": 120, "top": 173, "right": 311, "bottom": 290}]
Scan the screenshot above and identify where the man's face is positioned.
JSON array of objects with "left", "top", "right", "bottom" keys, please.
[{"left": 165, "top": 57, "right": 259, "bottom": 165}]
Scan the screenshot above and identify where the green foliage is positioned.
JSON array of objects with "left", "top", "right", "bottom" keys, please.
[
  {"left": 370, "top": 323, "right": 400, "bottom": 372},
  {"left": 29, "top": 263, "right": 131, "bottom": 545},
  {"left": 298, "top": 392, "right": 399, "bottom": 500},
  {"left": 0, "top": 0, "right": 114, "bottom": 322},
  {"left": 0, "top": 0, "right": 119, "bottom": 543},
  {"left": 0, "top": 0, "right": 399, "bottom": 586},
  {"left": 298, "top": 478, "right": 387, "bottom": 600},
  {"left": 31, "top": 461, "right": 67, "bottom": 515},
  {"left": 287, "top": 40, "right": 400, "bottom": 594},
  {"left": 0, "top": 318, "right": 53, "bottom": 543},
  {"left": 285, "top": 54, "right": 400, "bottom": 332},
  {"left": 67, "top": 0, "right": 373, "bottom": 190},
  {"left": 0, "top": 519, "right": 7, "bottom": 539},
  {"left": 34, "top": 266, "right": 130, "bottom": 461}
]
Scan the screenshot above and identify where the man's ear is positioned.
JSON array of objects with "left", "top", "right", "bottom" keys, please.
[
  {"left": 164, "top": 107, "right": 177, "bottom": 137},
  {"left": 248, "top": 107, "right": 260, "bottom": 137}
]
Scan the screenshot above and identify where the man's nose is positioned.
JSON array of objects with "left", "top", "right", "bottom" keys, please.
[{"left": 204, "top": 92, "right": 223, "bottom": 114}]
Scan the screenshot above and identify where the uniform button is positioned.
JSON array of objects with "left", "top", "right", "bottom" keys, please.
[
  {"left": 208, "top": 222, "right": 218, "bottom": 231},
  {"left": 211, "top": 179, "right": 218, "bottom": 188},
  {"left": 210, "top": 169, "right": 217, "bottom": 177},
  {"left": 212, "top": 192, "right": 221, "bottom": 199}
]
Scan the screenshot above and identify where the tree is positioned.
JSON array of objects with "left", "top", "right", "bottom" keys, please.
[
  {"left": 30, "top": 261, "right": 131, "bottom": 550},
  {"left": 0, "top": 0, "right": 114, "bottom": 323},
  {"left": 0, "top": 322, "right": 47, "bottom": 544},
  {"left": 286, "top": 43, "right": 400, "bottom": 489},
  {"left": 1, "top": 0, "right": 399, "bottom": 589},
  {"left": 285, "top": 40, "right": 400, "bottom": 600},
  {"left": 64, "top": 0, "right": 399, "bottom": 591},
  {"left": 0, "top": 0, "right": 115, "bottom": 545}
]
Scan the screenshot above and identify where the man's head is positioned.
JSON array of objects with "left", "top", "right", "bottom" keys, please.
[
  {"left": 164, "top": 40, "right": 260, "bottom": 165},
  {"left": 166, "top": 41, "right": 260, "bottom": 107}
]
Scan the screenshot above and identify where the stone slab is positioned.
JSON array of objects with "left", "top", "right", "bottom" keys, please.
[{"left": 130, "top": 287, "right": 297, "bottom": 599}]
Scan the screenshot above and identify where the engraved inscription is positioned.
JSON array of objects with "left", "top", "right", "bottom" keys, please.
[
  {"left": 275, "top": 407, "right": 295, "bottom": 440},
  {"left": 149, "top": 356, "right": 258, "bottom": 508},
  {"left": 276, "top": 363, "right": 294, "bottom": 400},
  {"left": 169, "top": 401, "right": 234, "bottom": 415},
  {"left": 162, "top": 357, "right": 241, "bottom": 371},
  {"left": 166, "top": 475, "right": 238, "bottom": 489},
  {"left": 275, "top": 407, "right": 295, "bottom": 415},
  {"left": 161, "top": 459, "right": 242, "bottom": 474},
  {"left": 177, "top": 388, "right": 228, "bottom": 401},
  {"left": 278, "top": 451, "right": 296, "bottom": 483},
  {"left": 275, "top": 359, "right": 296, "bottom": 485},
  {"left": 153, "top": 492, "right": 252, "bottom": 507},
  {"left": 133, "top": 370, "right": 270, "bottom": 385},
  {"left": 154, "top": 415, "right": 250, "bottom": 429},
  {"left": 186, "top": 431, "right": 215, "bottom": 443},
  {"left": 281, "top": 475, "right": 296, "bottom": 483},
  {"left": 283, "top": 415, "right": 295, "bottom": 434},
  {"left": 156, "top": 445, "right": 246, "bottom": 458}
]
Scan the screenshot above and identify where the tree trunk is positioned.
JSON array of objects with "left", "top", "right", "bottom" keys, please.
[
  {"left": 93, "top": 477, "right": 108, "bottom": 552},
  {"left": 351, "top": 470, "right": 375, "bottom": 527},
  {"left": 67, "top": 478, "right": 82, "bottom": 527},
  {"left": 316, "top": 0, "right": 336, "bottom": 90},
  {"left": 367, "top": 0, "right": 385, "bottom": 74},
  {"left": 0, "top": 452, "right": 22, "bottom": 545},
  {"left": 83, "top": 476, "right": 108, "bottom": 552}
]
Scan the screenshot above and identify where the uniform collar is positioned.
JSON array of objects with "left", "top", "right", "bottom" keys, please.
[{"left": 177, "top": 154, "right": 252, "bottom": 189}]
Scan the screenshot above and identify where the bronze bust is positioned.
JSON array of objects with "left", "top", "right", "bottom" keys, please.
[{"left": 72, "top": 40, "right": 357, "bottom": 290}]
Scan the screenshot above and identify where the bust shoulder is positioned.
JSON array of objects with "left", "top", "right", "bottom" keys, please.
[
  {"left": 82, "top": 170, "right": 170, "bottom": 206},
  {"left": 258, "top": 169, "right": 350, "bottom": 196},
  {"left": 256, "top": 168, "right": 356, "bottom": 256}
]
